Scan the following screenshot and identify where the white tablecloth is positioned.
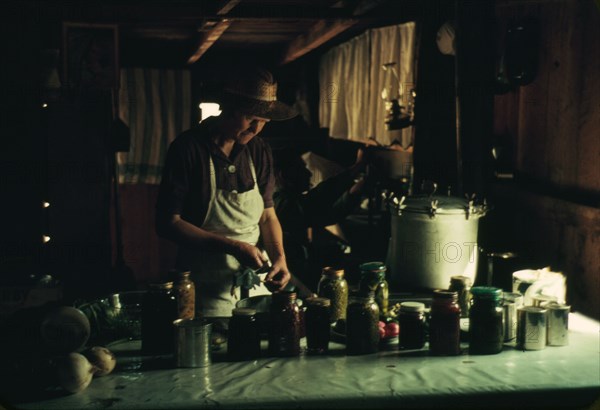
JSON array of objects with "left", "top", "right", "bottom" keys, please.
[{"left": 9, "top": 314, "right": 600, "bottom": 409}]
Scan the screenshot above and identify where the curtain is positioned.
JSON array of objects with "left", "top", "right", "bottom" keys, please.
[
  {"left": 118, "top": 68, "right": 191, "bottom": 184},
  {"left": 319, "top": 22, "right": 416, "bottom": 146}
]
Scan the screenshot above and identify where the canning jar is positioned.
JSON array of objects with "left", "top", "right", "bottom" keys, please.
[
  {"left": 228, "top": 307, "right": 261, "bottom": 361},
  {"left": 449, "top": 275, "right": 471, "bottom": 318},
  {"left": 346, "top": 292, "right": 380, "bottom": 355},
  {"left": 304, "top": 297, "right": 331, "bottom": 354},
  {"left": 429, "top": 290, "right": 461, "bottom": 356},
  {"left": 398, "top": 302, "right": 426, "bottom": 349},
  {"left": 268, "top": 291, "right": 301, "bottom": 357},
  {"left": 317, "top": 267, "right": 348, "bottom": 324},
  {"left": 469, "top": 286, "right": 504, "bottom": 355},
  {"left": 173, "top": 270, "right": 195, "bottom": 320},
  {"left": 358, "top": 262, "right": 389, "bottom": 316},
  {"left": 141, "top": 282, "right": 178, "bottom": 355}
]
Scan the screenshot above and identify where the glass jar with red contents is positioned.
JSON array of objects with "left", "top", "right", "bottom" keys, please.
[
  {"left": 398, "top": 302, "right": 426, "bottom": 349},
  {"left": 228, "top": 307, "right": 261, "bottom": 361},
  {"left": 428, "top": 290, "right": 461, "bottom": 356},
  {"left": 304, "top": 297, "right": 331, "bottom": 354},
  {"left": 141, "top": 282, "right": 178, "bottom": 355},
  {"left": 268, "top": 291, "right": 301, "bottom": 357}
]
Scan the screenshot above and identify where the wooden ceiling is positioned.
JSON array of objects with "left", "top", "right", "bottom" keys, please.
[{"left": 35, "top": 0, "right": 418, "bottom": 67}]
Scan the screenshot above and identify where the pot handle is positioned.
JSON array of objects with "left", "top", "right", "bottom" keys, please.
[
  {"left": 421, "top": 180, "right": 438, "bottom": 196},
  {"left": 388, "top": 194, "right": 406, "bottom": 215}
]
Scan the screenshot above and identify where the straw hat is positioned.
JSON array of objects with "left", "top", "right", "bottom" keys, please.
[{"left": 220, "top": 67, "right": 297, "bottom": 121}]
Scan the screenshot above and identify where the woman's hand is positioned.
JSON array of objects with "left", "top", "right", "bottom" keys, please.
[
  {"left": 264, "top": 256, "right": 291, "bottom": 292},
  {"left": 232, "top": 241, "right": 267, "bottom": 269}
]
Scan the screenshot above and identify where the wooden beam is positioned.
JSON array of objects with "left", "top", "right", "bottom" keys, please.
[
  {"left": 216, "top": 0, "right": 241, "bottom": 15},
  {"left": 187, "top": 19, "right": 232, "bottom": 64},
  {"left": 278, "top": 0, "right": 390, "bottom": 65},
  {"left": 186, "top": 1, "right": 238, "bottom": 64},
  {"left": 279, "top": 19, "right": 357, "bottom": 65}
]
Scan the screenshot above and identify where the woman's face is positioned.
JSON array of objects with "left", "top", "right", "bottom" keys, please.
[{"left": 223, "top": 112, "right": 270, "bottom": 145}]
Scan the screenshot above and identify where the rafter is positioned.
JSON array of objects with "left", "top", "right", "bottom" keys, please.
[
  {"left": 187, "top": 19, "right": 232, "bottom": 64},
  {"left": 279, "top": 19, "right": 357, "bottom": 65},
  {"left": 278, "top": 0, "right": 388, "bottom": 65},
  {"left": 186, "top": 0, "right": 240, "bottom": 64},
  {"left": 216, "top": 0, "right": 241, "bottom": 15}
]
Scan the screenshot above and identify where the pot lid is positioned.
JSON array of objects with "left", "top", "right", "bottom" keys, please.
[{"left": 394, "top": 194, "right": 487, "bottom": 217}]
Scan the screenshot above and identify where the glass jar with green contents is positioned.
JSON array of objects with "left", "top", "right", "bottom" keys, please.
[
  {"left": 469, "top": 286, "right": 504, "bottom": 355},
  {"left": 358, "top": 262, "right": 389, "bottom": 316},
  {"left": 317, "top": 267, "right": 348, "bottom": 324},
  {"left": 346, "top": 291, "right": 380, "bottom": 355}
]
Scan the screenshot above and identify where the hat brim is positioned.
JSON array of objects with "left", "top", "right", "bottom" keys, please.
[{"left": 220, "top": 92, "right": 297, "bottom": 121}]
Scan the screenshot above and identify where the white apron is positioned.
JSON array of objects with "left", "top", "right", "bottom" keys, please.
[{"left": 176, "top": 152, "right": 269, "bottom": 317}]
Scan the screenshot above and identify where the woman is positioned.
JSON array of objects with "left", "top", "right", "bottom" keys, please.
[{"left": 156, "top": 67, "right": 295, "bottom": 318}]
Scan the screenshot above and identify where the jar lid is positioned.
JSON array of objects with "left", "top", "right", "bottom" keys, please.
[
  {"left": 305, "top": 297, "right": 331, "bottom": 307},
  {"left": 359, "top": 262, "right": 387, "bottom": 273},
  {"left": 518, "top": 306, "right": 547, "bottom": 316},
  {"left": 149, "top": 281, "right": 174, "bottom": 290},
  {"left": 450, "top": 275, "right": 471, "bottom": 287},
  {"left": 322, "top": 267, "right": 345, "bottom": 278},
  {"left": 400, "top": 301, "right": 425, "bottom": 312},
  {"left": 544, "top": 302, "right": 570, "bottom": 311},
  {"left": 531, "top": 294, "right": 558, "bottom": 307},
  {"left": 433, "top": 290, "right": 458, "bottom": 300},
  {"left": 232, "top": 307, "right": 257, "bottom": 316},
  {"left": 471, "top": 286, "right": 502, "bottom": 299},
  {"left": 502, "top": 292, "right": 524, "bottom": 304},
  {"left": 273, "top": 290, "right": 297, "bottom": 302}
]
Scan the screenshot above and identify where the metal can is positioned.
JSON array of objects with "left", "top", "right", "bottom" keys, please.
[
  {"left": 531, "top": 294, "right": 558, "bottom": 308},
  {"left": 503, "top": 292, "right": 524, "bottom": 342},
  {"left": 546, "top": 302, "right": 570, "bottom": 346},
  {"left": 174, "top": 319, "right": 212, "bottom": 368},
  {"left": 517, "top": 306, "right": 547, "bottom": 350}
]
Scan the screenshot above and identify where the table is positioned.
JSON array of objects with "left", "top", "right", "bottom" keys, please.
[{"left": 5, "top": 314, "right": 600, "bottom": 410}]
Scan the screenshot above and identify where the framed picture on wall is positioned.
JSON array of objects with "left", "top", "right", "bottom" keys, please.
[{"left": 62, "top": 22, "right": 119, "bottom": 90}]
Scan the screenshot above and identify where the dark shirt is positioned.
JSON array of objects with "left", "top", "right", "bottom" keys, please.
[{"left": 156, "top": 116, "right": 275, "bottom": 228}]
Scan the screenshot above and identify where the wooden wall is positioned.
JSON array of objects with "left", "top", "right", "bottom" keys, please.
[
  {"left": 493, "top": 0, "right": 600, "bottom": 319},
  {"left": 115, "top": 185, "right": 177, "bottom": 286}
]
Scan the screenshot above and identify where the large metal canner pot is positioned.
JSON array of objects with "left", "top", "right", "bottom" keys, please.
[{"left": 386, "top": 194, "right": 487, "bottom": 290}]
